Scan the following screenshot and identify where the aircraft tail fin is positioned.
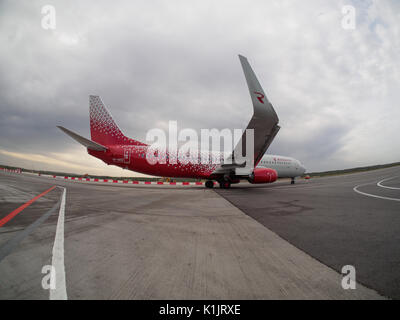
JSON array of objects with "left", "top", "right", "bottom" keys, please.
[{"left": 89, "top": 95, "right": 147, "bottom": 146}]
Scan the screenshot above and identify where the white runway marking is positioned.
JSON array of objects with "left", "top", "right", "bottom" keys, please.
[
  {"left": 377, "top": 177, "right": 400, "bottom": 190},
  {"left": 353, "top": 183, "right": 400, "bottom": 202},
  {"left": 50, "top": 187, "right": 67, "bottom": 300}
]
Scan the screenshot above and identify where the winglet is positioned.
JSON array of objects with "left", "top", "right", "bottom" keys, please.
[
  {"left": 238, "top": 54, "right": 279, "bottom": 123},
  {"left": 223, "top": 55, "right": 280, "bottom": 174},
  {"left": 57, "top": 126, "right": 108, "bottom": 151}
]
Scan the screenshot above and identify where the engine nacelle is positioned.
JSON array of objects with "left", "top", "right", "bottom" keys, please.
[{"left": 248, "top": 168, "right": 278, "bottom": 184}]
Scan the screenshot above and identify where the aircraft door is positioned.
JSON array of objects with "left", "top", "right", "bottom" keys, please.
[{"left": 123, "top": 148, "right": 131, "bottom": 164}]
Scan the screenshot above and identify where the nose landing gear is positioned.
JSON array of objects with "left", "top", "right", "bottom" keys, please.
[{"left": 291, "top": 177, "right": 295, "bottom": 185}]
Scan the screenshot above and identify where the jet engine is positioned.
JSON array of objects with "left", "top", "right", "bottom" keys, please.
[{"left": 248, "top": 168, "right": 278, "bottom": 184}]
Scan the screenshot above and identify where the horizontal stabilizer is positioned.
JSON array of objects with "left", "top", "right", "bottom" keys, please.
[{"left": 57, "top": 126, "right": 108, "bottom": 151}]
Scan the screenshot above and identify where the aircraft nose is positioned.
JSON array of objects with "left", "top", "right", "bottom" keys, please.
[{"left": 297, "top": 161, "right": 306, "bottom": 174}]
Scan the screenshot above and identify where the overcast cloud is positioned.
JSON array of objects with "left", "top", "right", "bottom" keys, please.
[{"left": 0, "top": 0, "right": 399, "bottom": 175}]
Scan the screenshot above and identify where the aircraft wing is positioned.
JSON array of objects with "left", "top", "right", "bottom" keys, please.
[
  {"left": 213, "top": 55, "right": 280, "bottom": 176},
  {"left": 57, "top": 126, "right": 108, "bottom": 151}
]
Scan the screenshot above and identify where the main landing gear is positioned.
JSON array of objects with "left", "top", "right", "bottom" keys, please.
[
  {"left": 219, "top": 180, "right": 231, "bottom": 189},
  {"left": 205, "top": 180, "right": 214, "bottom": 189},
  {"left": 205, "top": 180, "right": 231, "bottom": 189},
  {"left": 291, "top": 177, "right": 295, "bottom": 185}
]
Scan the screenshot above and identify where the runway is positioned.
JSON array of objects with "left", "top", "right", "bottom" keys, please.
[{"left": 1, "top": 167, "right": 399, "bottom": 299}]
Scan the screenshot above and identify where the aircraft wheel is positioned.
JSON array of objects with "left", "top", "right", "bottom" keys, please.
[
  {"left": 219, "top": 181, "right": 231, "bottom": 189},
  {"left": 291, "top": 178, "right": 295, "bottom": 185},
  {"left": 205, "top": 180, "right": 214, "bottom": 189}
]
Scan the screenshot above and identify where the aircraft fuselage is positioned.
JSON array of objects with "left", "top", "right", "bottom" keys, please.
[{"left": 88, "top": 146, "right": 305, "bottom": 180}]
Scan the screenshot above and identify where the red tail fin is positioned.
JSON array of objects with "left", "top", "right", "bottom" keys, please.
[{"left": 89, "top": 96, "right": 147, "bottom": 146}]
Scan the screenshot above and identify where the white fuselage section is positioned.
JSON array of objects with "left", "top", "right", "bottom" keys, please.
[{"left": 258, "top": 154, "right": 306, "bottom": 178}]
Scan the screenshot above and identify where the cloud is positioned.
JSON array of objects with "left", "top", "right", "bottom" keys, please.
[
  {"left": 0, "top": 147, "right": 145, "bottom": 176},
  {"left": 0, "top": 0, "right": 399, "bottom": 173}
]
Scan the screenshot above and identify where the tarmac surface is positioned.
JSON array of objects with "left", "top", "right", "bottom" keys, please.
[
  {"left": 216, "top": 166, "right": 400, "bottom": 299},
  {"left": 0, "top": 167, "right": 398, "bottom": 299}
]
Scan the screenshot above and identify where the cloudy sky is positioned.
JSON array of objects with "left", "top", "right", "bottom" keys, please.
[{"left": 0, "top": 0, "right": 399, "bottom": 176}]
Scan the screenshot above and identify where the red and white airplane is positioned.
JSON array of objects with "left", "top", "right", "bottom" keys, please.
[{"left": 58, "top": 55, "right": 306, "bottom": 188}]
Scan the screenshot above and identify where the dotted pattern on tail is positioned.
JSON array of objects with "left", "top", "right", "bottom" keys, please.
[{"left": 89, "top": 96, "right": 146, "bottom": 146}]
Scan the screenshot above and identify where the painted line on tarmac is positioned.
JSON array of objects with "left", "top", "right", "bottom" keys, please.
[
  {"left": 0, "top": 186, "right": 56, "bottom": 227},
  {"left": 377, "top": 177, "right": 400, "bottom": 190},
  {"left": 353, "top": 183, "right": 400, "bottom": 202},
  {"left": 0, "top": 198, "right": 61, "bottom": 263},
  {"left": 50, "top": 187, "right": 67, "bottom": 300}
]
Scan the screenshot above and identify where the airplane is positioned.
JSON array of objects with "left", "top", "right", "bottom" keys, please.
[{"left": 58, "top": 55, "right": 306, "bottom": 189}]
